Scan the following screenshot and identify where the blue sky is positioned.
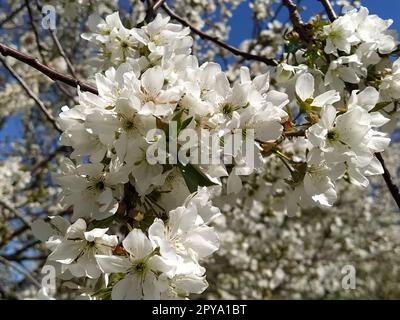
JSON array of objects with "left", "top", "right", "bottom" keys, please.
[
  {"left": 1, "top": 0, "right": 400, "bottom": 148},
  {"left": 229, "top": 0, "right": 400, "bottom": 47}
]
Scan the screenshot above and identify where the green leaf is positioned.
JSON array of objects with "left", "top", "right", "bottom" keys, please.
[
  {"left": 369, "top": 101, "right": 391, "bottom": 113},
  {"left": 180, "top": 116, "right": 193, "bottom": 131},
  {"left": 172, "top": 109, "right": 184, "bottom": 122},
  {"left": 178, "top": 163, "right": 216, "bottom": 193},
  {"left": 92, "top": 215, "right": 116, "bottom": 228}
]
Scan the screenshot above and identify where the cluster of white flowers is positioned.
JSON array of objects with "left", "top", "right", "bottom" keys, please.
[
  {"left": 285, "top": 74, "right": 390, "bottom": 213},
  {"left": 0, "top": 156, "right": 31, "bottom": 201},
  {"left": 28, "top": 5, "right": 400, "bottom": 300},
  {"left": 33, "top": 187, "right": 220, "bottom": 299},
  {"left": 267, "top": 6, "right": 399, "bottom": 215},
  {"left": 56, "top": 12, "right": 289, "bottom": 222}
]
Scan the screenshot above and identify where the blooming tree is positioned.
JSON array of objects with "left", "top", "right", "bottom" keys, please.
[{"left": 1, "top": 0, "right": 400, "bottom": 299}]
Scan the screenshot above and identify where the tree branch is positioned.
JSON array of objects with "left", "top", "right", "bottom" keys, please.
[
  {"left": 0, "top": 3, "right": 25, "bottom": 28},
  {"left": 24, "top": 0, "right": 46, "bottom": 63},
  {"left": 0, "top": 43, "right": 98, "bottom": 94},
  {"left": 0, "top": 56, "right": 62, "bottom": 132},
  {"left": 138, "top": 0, "right": 167, "bottom": 27},
  {"left": 0, "top": 256, "right": 41, "bottom": 288},
  {"left": 375, "top": 152, "right": 400, "bottom": 210},
  {"left": 283, "top": 0, "right": 305, "bottom": 31},
  {"left": 161, "top": 4, "right": 278, "bottom": 66},
  {"left": 317, "top": 0, "right": 337, "bottom": 22},
  {"left": 0, "top": 199, "right": 31, "bottom": 227}
]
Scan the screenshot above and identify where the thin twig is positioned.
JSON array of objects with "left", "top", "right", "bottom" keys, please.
[
  {"left": 0, "top": 56, "right": 62, "bottom": 132},
  {"left": 317, "top": 0, "right": 337, "bottom": 22},
  {"left": 24, "top": 0, "right": 46, "bottom": 63},
  {"left": 161, "top": 4, "right": 278, "bottom": 66},
  {"left": 4, "top": 240, "right": 41, "bottom": 261},
  {"left": 375, "top": 152, "right": 400, "bottom": 210},
  {"left": 35, "top": 0, "right": 77, "bottom": 78},
  {"left": 0, "top": 3, "right": 25, "bottom": 28},
  {"left": 0, "top": 43, "right": 98, "bottom": 94},
  {"left": 0, "top": 256, "right": 41, "bottom": 288},
  {"left": 48, "top": 30, "right": 77, "bottom": 77},
  {"left": 138, "top": 0, "right": 167, "bottom": 26},
  {"left": 0, "top": 199, "right": 31, "bottom": 228}
]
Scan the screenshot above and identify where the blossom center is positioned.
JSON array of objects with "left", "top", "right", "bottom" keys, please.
[{"left": 327, "top": 129, "right": 339, "bottom": 142}]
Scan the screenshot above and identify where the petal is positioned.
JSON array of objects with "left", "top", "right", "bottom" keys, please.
[
  {"left": 141, "top": 66, "right": 164, "bottom": 97},
  {"left": 295, "top": 73, "right": 314, "bottom": 101},
  {"left": 227, "top": 171, "right": 242, "bottom": 194},
  {"left": 66, "top": 219, "right": 87, "bottom": 239},
  {"left": 48, "top": 240, "right": 84, "bottom": 264},
  {"left": 95, "top": 255, "right": 131, "bottom": 273},
  {"left": 112, "top": 275, "right": 142, "bottom": 300},
  {"left": 122, "top": 229, "right": 153, "bottom": 259},
  {"left": 84, "top": 228, "right": 108, "bottom": 242}
]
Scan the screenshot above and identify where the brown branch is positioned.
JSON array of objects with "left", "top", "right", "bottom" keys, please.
[
  {"left": 283, "top": 0, "right": 305, "bottom": 31},
  {"left": 161, "top": 4, "right": 278, "bottom": 66},
  {"left": 0, "top": 43, "right": 98, "bottom": 94},
  {"left": 0, "top": 56, "right": 62, "bottom": 132},
  {"left": 138, "top": 0, "right": 167, "bottom": 27},
  {"left": 282, "top": 0, "right": 312, "bottom": 42},
  {"left": 317, "top": 0, "right": 337, "bottom": 22},
  {"left": 375, "top": 152, "right": 400, "bottom": 210},
  {"left": 284, "top": 129, "right": 306, "bottom": 137}
]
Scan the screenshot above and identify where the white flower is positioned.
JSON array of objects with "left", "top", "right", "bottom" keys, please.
[
  {"left": 48, "top": 219, "right": 118, "bottom": 279},
  {"left": 54, "top": 159, "right": 129, "bottom": 221},
  {"left": 380, "top": 58, "right": 400, "bottom": 100},
  {"left": 307, "top": 105, "right": 369, "bottom": 163},
  {"left": 295, "top": 73, "right": 340, "bottom": 109},
  {"left": 324, "top": 55, "right": 362, "bottom": 91},
  {"left": 323, "top": 15, "right": 359, "bottom": 55},
  {"left": 148, "top": 188, "right": 220, "bottom": 277},
  {"left": 96, "top": 229, "right": 172, "bottom": 299},
  {"left": 286, "top": 150, "right": 339, "bottom": 214},
  {"left": 352, "top": 7, "right": 397, "bottom": 54}
]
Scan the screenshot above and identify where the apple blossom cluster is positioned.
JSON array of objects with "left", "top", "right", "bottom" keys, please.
[
  {"left": 56, "top": 11, "right": 290, "bottom": 221},
  {"left": 30, "top": 6, "right": 400, "bottom": 299},
  {"left": 38, "top": 12, "right": 290, "bottom": 300},
  {"left": 33, "top": 187, "right": 220, "bottom": 299},
  {"left": 267, "top": 6, "right": 398, "bottom": 215}
]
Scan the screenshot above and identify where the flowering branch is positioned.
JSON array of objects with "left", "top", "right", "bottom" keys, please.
[
  {"left": 161, "top": 4, "right": 278, "bottom": 66},
  {"left": 0, "top": 43, "right": 98, "bottom": 94}
]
